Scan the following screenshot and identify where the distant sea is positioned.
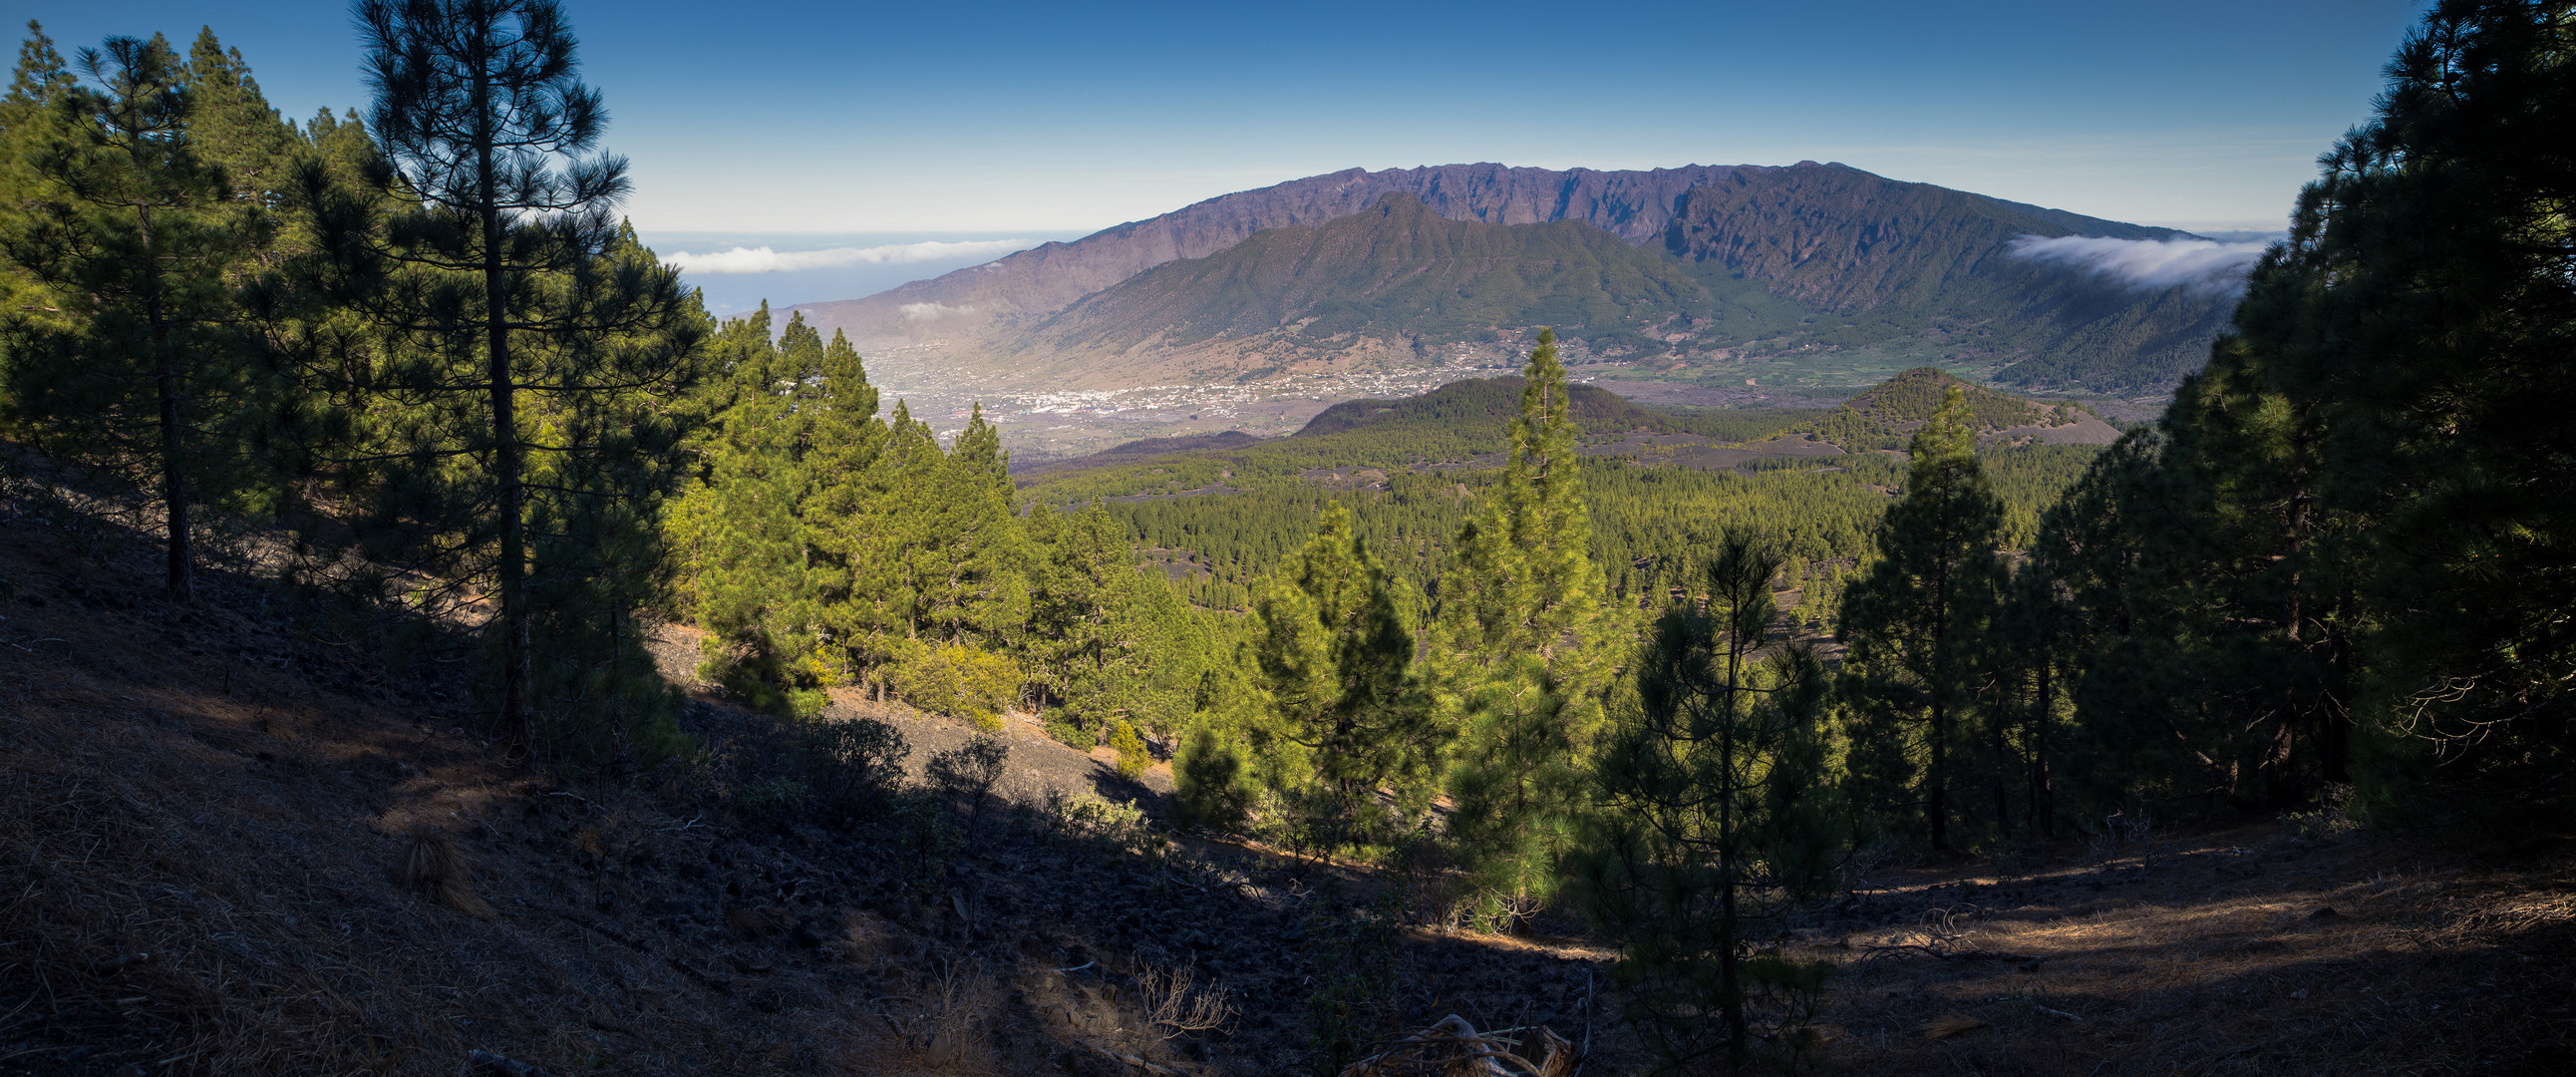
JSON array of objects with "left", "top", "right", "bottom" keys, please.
[{"left": 633, "top": 230, "right": 1091, "bottom": 320}]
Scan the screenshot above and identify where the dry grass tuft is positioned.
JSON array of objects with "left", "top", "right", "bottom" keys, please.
[
  {"left": 396, "top": 832, "right": 493, "bottom": 917},
  {"left": 1922, "top": 1012, "right": 1989, "bottom": 1038},
  {"left": 874, "top": 957, "right": 1003, "bottom": 1073}
]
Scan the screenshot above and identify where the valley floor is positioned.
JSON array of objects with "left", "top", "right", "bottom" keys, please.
[{"left": 1, "top": 516, "right": 2567, "bottom": 1076}]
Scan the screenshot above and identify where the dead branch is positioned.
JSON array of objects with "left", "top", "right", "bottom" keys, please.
[
  {"left": 1137, "top": 960, "right": 1236, "bottom": 1040},
  {"left": 1339, "top": 1015, "right": 1575, "bottom": 1077}
]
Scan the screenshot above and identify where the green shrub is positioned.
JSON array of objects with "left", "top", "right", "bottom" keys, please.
[
  {"left": 891, "top": 788, "right": 964, "bottom": 891},
  {"left": 698, "top": 636, "right": 835, "bottom": 721},
  {"left": 802, "top": 715, "right": 910, "bottom": 827},
  {"left": 1042, "top": 714, "right": 1091, "bottom": 749},
  {"left": 1039, "top": 787, "right": 1158, "bottom": 854},
  {"left": 886, "top": 641, "right": 1021, "bottom": 730},
  {"left": 732, "top": 776, "right": 810, "bottom": 823},
  {"left": 1303, "top": 888, "right": 1405, "bottom": 1076},
  {"left": 927, "top": 733, "right": 1011, "bottom": 843},
  {"left": 1171, "top": 725, "right": 1253, "bottom": 831},
  {"left": 1108, "top": 719, "right": 1151, "bottom": 779}
]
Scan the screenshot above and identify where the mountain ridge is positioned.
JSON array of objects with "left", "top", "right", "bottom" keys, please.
[
  {"left": 993, "top": 192, "right": 1800, "bottom": 384},
  {"left": 789, "top": 162, "right": 2192, "bottom": 351}
]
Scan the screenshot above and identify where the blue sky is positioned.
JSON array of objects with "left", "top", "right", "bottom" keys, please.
[{"left": 14, "top": 1, "right": 2426, "bottom": 239}]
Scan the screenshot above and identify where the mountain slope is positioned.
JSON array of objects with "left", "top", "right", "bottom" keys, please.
[
  {"left": 791, "top": 163, "right": 1773, "bottom": 343},
  {"left": 776, "top": 163, "right": 2245, "bottom": 461},
  {"left": 1661, "top": 163, "right": 2181, "bottom": 312},
  {"left": 1013, "top": 369, "right": 2109, "bottom": 502},
  {"left": 1660, "top": 164, "right": 2240, "bottom": 390},
  {"left": 1018, "top": 193, "right": 1799, "bottom": 370}
]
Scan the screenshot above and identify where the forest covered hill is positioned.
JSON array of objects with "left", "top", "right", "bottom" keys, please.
[
  {"left": 1295, "top": 372, "right": 1682, "bottom": 438},
  {"left": 1011, "top": 368, "right": 2110, "bottom": 614}
]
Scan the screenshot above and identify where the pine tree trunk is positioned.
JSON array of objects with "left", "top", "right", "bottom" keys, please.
[
  {"left": 474, "top": 54, "right": 533, "bottom": 758},
  {"left": 1719, "top": 627, "right": 1747, "bottom": 1064},
  {"left": 2032, "top": 658, "right": 2055, "bottom": 839},
  {"left": 1928, "top": 560, "right": 1951, "bottom": 852},
  {"left": 1992, "top": 695, "right": 2011, "bottom": 841},
  {"left": 139, "top": 204, "right": 191, "bottom": 601},
  {"left": 1928, "top": 695, "right": 1949, "bottom": 852}
]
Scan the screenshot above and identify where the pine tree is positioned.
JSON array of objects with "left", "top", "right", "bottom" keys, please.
[
  {"left": 308, "top": 0, "right": 706, "bottom": 758},
  {"left": 181, "top": 29, "right": 298, "bottom": 228},
  {"left": 1991, "top": 561, "right": 2065, "bottom": 840},
  {"left": 920, "top": 404, "right": 1027, "bottom": 645},
  {"left": 819, "top": 399, "right": 1027, "bottom": 721},
  {"left": 2036, "top": 0, "right": 2576, "bottom": 822},
  {"left": 1249, "top": 501, "right": 1431, "bottom": 849},
  {"left": 1024, "top": 503, "right": 1211, "bottom": 753},
  {"left": 0, "top": 32, "right": 272, "bottom": 600},
  {"left": 1438, "top": 328, "right": 1620, "bottom": 910},
  {"left": 667, "top": 306, "right": 820, "bottom": 713},
  {"left": 2238, "top": 0, "right": 2572, "bottom": 816},
  {"left": 829, "top": 400, "right": 942, "bottom": 669},
  {"left": 664, "top": 308, "right": 890, "bottom": 719},
  {"left": 1573, "top": 534, "right": 1841, "bottom": 1070},
  {"left": 1838, "top": 385, "right": 2004, "bottom": 851}
]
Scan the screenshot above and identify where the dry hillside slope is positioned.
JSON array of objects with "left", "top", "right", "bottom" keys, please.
[{"left": 2, "top": 508, "right": 2568, "bottom": 1076}]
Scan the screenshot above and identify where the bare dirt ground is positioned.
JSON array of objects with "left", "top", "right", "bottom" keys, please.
[
  {"left": 3, "top": 507, "right": 2568, "bottom": 1076},
  {"left": 1800, "top": 824, "right": 2575, "bottom": 1075}
]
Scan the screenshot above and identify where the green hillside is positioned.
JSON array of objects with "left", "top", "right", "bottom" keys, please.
[
  {"left": 1016, "top": 377, "right": 1827, "bottom": 502},
  {"left": 1786, "top": 367, "right": 2083, "bottom": 451},
  {"left": 1662, "top": 166, "right": 2240, "bottom": 391},
  {"left": 1012, "top": 369, "right": 2103, "bottom": 611},
  {"left": 1663, "top": 163, "right": 2180, "bottom": 312},
  {"left": 1003, "top": 167, "right": 2240, "bottom": 399},
  {"left": 1297, "top": 376, "right": 1669, "bottom": 436},
  {"left": 1032, "top": 192, "right": 1806, "bottom": 356},
  {"left": 1017, "top": 370, "right": 2081, "bottom": 503}
]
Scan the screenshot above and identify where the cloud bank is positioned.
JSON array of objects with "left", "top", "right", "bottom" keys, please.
[
  {"left": 665, "top": 238, "right": 1033, "bottom": 275},
  {"left": 898, "top": 302, "right": 975, "bottom": 321},
  {"left": 2006, "top": 234, "right": 2271, "bottom": 295}
]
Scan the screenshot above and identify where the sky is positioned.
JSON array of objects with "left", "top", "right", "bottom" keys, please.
[{"left": 11, "top": 0, "right": 2431, "bottom": 307}]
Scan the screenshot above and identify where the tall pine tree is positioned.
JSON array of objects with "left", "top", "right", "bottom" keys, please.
[
  {"left": 1574, "top": 535, "right": 1841, "bottom": 1071},
  {"left": 307, "top": 0, "right": 706, "bottom": 759},
  {"left": 2038, "top": 0, "right": 2575, "bottom": 822},
  {"left": 0, "top": 32, "right": 274, "bottom": 600},
  {"left": 1438, "top": 328, "right": 1621, "bottom": 912},
  {"left": 1839, "top": 385, "right": 2004, "bottom": 851},
  {"left": 1249, "top": 501, "right": 1432, "bottom": 850}
]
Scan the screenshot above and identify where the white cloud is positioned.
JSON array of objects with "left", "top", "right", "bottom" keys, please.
[
  {"left": 2006, "top": 234, "right": 2271, "bottom": 295},
  {"left": 899, "top": 301, "right": 976, "bottom": 321},
  {"left": 665, "top": 238, "right": 1033, "bottom": 275}
]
